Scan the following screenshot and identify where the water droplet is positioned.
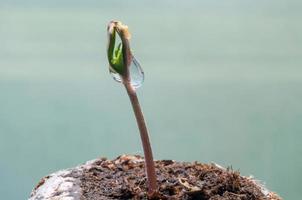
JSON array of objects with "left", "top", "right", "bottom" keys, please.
[
  {"left": 109, "top": 56, "right": 144, "bottom": 89},
  {"left": 109, "top": 69, "right": 122, "bottom": 83},
  {"left": 129, "top": 57, "right": 144, "bottom": 88}
]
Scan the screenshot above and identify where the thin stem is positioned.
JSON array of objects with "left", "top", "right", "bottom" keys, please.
[{"left": 123, "top": 81, "right": 158, "bottom": 197}]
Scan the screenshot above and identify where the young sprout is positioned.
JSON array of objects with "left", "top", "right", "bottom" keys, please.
[{"left": 106, "top": 21, "right": 158, "bottom": 197}]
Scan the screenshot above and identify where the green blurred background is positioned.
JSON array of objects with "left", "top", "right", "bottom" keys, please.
[{"left": 1, "top": 0, "right": 301, "bottom": 199}]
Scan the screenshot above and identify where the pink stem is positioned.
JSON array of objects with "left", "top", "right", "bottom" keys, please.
[{"left": 123, "top": 81, "right": 158, "bottom": 197}]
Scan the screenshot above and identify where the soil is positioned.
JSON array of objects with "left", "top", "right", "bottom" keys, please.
[{"left": 80, "top": 155, "right": 281, "bottom": 200}]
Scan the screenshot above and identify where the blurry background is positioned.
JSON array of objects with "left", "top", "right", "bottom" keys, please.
[{"left": 0, "top": 0, "right": 301, "bottom": 199}]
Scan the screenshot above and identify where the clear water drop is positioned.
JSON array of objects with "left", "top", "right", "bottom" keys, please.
[
  {"left": 109, "top": 56, "right": 144, "bottom": 89},
  {"left": 129, "top": 57, "right": 144, "bottom": 88},
  {"left": 109, "top": 69, "right": 122, "bottom": 83}
]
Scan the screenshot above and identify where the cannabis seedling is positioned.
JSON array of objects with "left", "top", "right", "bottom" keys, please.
[{"left": 106, "top": 21, "right": 158, "bottom": 196}]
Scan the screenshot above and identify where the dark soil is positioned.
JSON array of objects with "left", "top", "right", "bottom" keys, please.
[{"left": 80, "top": 155, "right": 280, "bottom": 200}]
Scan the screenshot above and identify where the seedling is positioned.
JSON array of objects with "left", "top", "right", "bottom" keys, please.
[{"left": 106, "top": 21, "right": 158, "bottom": 197}]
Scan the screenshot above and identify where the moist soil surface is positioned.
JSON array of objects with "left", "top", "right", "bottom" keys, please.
[{"left": 80, "top": 155, "right": 280, "bottom": 200}]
